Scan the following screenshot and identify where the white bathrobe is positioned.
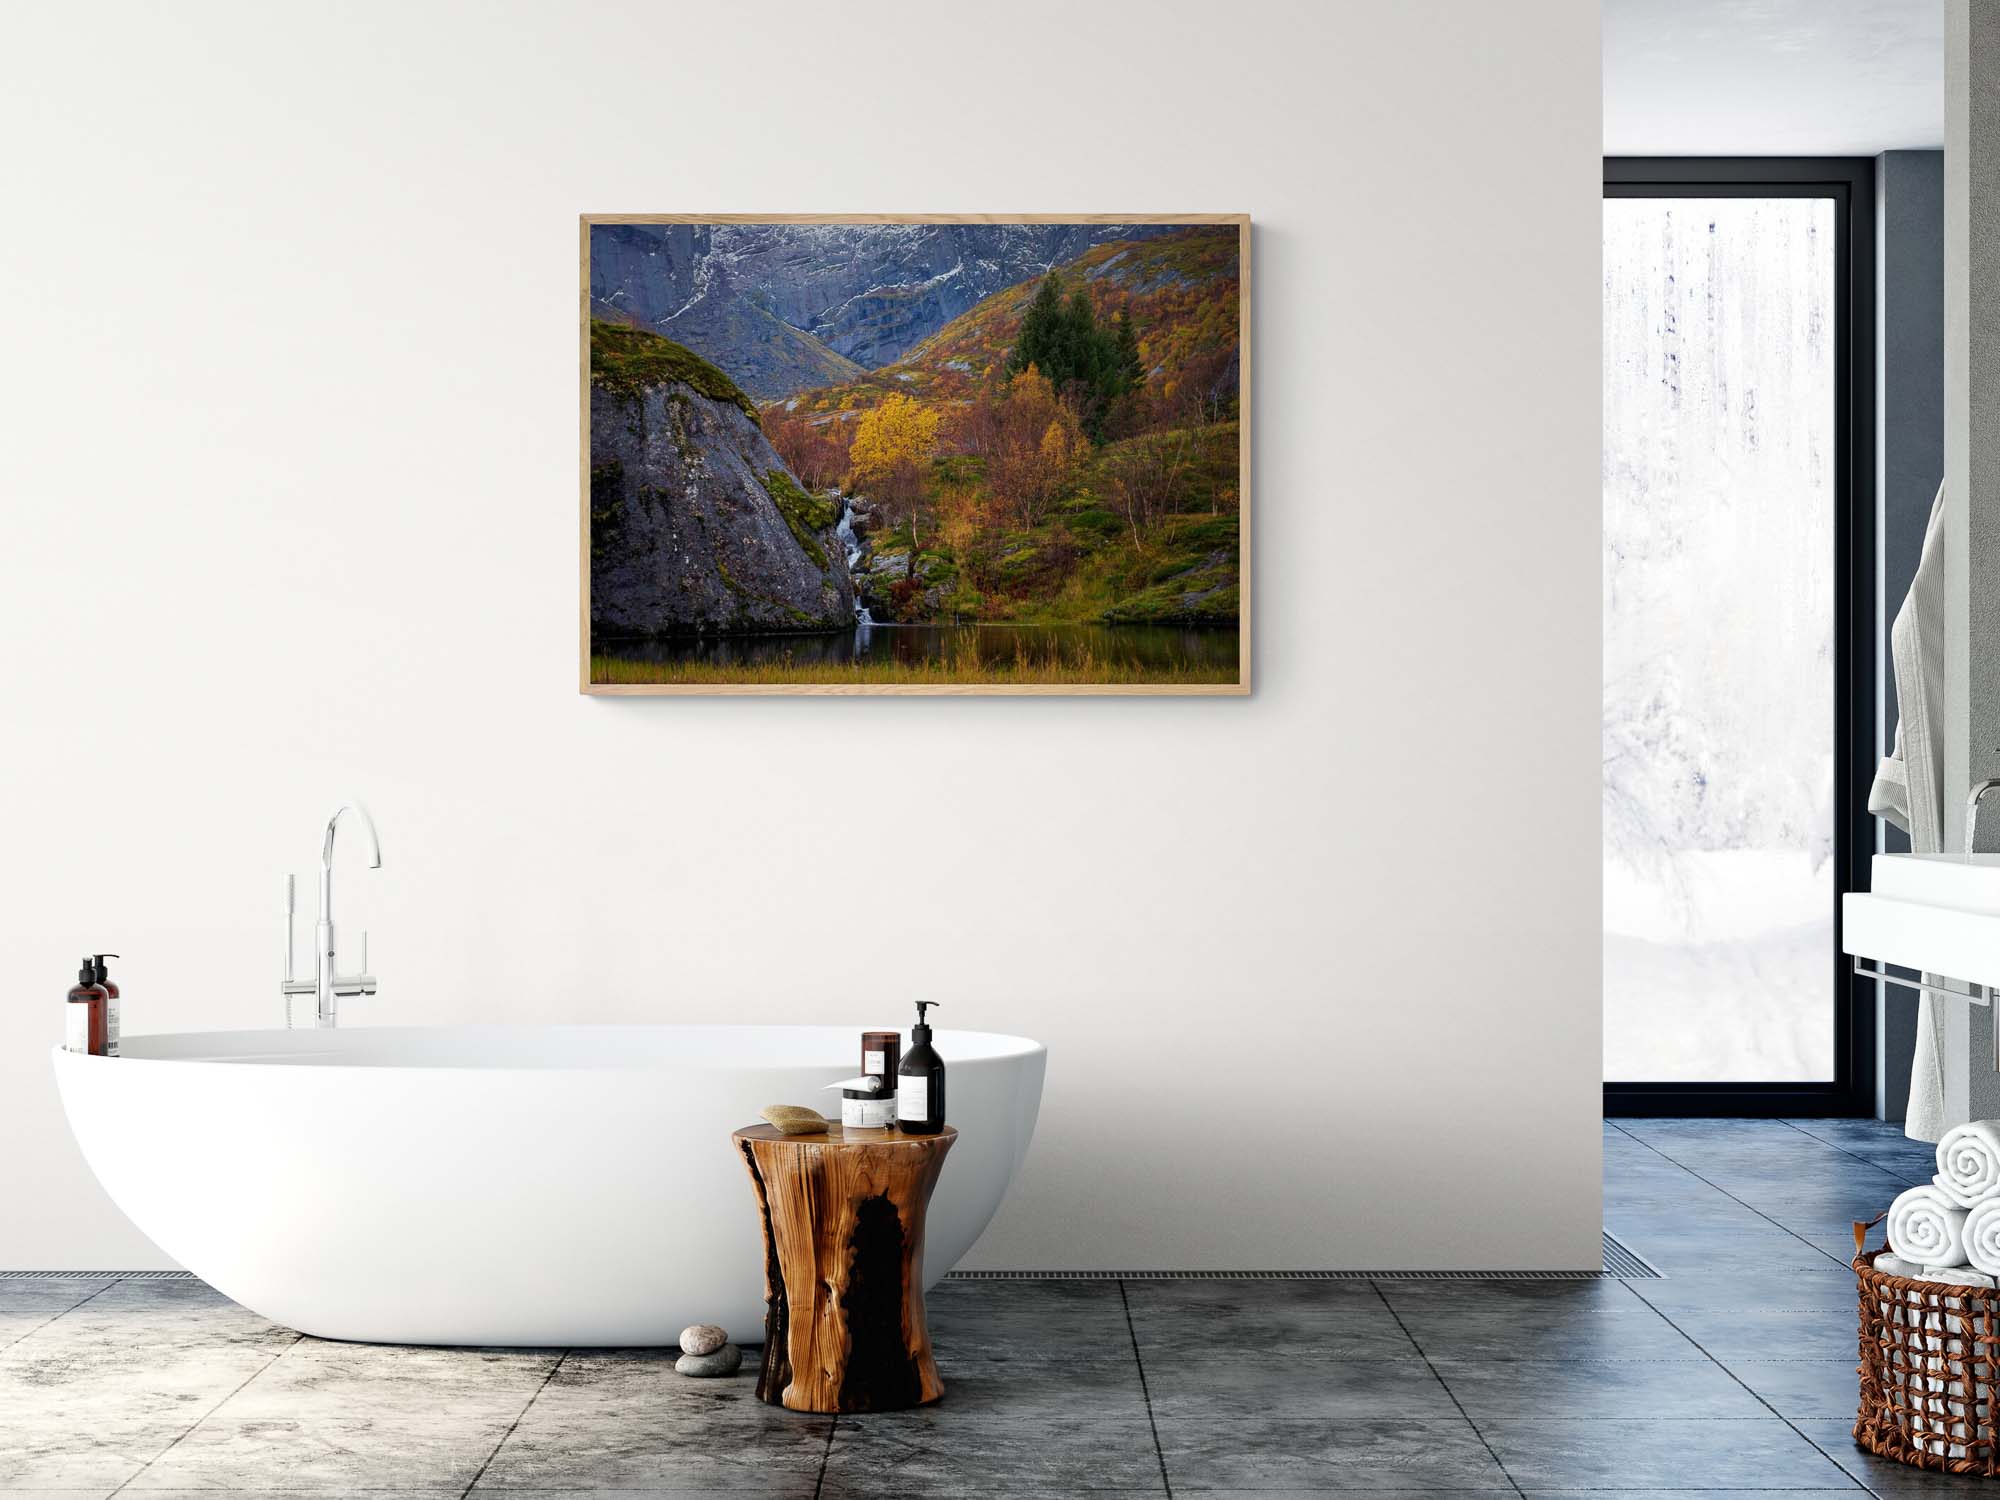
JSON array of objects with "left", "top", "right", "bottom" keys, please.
[{"left": 1869, "top": 482, "right": 1951, "bottom": 1141}]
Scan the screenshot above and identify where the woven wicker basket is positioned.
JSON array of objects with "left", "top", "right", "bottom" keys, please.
[{"left": 1855, "top": 1222, "right": 2000, "bottom": 1475}]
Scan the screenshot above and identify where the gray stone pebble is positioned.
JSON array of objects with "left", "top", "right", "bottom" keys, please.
[
  {"left": 678, "top": 1322, "right": 728, "bottom": 1356},
  {"left": 675, "top": 1342, "right": 743, "bottom": 1377}
]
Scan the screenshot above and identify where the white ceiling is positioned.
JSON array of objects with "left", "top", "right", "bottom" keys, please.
[{"left": 1605, "top": 0, "right": 1943, "bottom": 156}]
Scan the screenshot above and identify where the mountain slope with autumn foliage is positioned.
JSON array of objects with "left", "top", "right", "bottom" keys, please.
[
  {"left": 759, "top": 226, "right": 1243, "bottom": 627},
  {"left": 768, "top": 227, "right": 1240, "bottom": 425}
]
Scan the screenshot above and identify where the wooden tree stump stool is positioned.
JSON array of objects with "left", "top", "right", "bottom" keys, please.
[{"left": 733, "top": 1122, "right": 956, "bottom": 1414}]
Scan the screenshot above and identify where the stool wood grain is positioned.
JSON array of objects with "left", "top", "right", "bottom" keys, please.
[{"left": 733, "top": 1122, "right": 956, "bottom": 1413}]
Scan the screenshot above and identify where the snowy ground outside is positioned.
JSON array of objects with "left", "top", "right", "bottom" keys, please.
[{"left": 1605, "top": 850, "right": 1833, "bottom": 1082}]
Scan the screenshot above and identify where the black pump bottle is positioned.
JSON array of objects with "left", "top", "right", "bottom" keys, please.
[
  {"left": 897, "top": 1002, "right": 945, "bottom": 1134},
  {"left": 91, "top": 954, "right": 121, "bottom": 1058}
]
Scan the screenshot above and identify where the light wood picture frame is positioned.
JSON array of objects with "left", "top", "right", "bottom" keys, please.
[{"left": 580, "top": 213, "right": 1250, "bottom": 696}]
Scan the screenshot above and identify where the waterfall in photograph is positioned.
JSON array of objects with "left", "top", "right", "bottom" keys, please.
[{"left": 1602, "top": 196, "right": 1837, "bottom": 1083}]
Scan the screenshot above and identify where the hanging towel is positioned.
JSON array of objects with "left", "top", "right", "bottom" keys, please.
[
  {"left": 1888, "top": 1182, "right": 1971, "bottom": 1266},
  {"left": 1937, "top": 1120, "right": 2000, "bottom": 1204},
  {"left": 1870, "top": 481, "right": 1952, "bottom": 1141}
]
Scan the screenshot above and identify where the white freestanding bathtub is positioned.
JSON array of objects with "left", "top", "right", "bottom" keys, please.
[{"left": 52, "top": 1025, "right": 1046, "bottom": 1347}]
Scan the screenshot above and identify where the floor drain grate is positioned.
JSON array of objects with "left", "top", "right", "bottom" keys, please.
[
  {"left": 9, "top": 1235, "right": 1661, "bottom": 1287},
  {"left": 1601, "top": 1231, "right": 1663, "bottom": 1278},
  {"left": 0, "top": 1270, "right": 197, "bottom": 1280}
]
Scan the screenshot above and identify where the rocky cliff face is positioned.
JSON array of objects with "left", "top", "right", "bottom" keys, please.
[
  {"left": 589, "top": 323, "right": 854, "bottom": 636},
  {"left": 589, "top": 222, "right": 1179, "bottom": 399}
]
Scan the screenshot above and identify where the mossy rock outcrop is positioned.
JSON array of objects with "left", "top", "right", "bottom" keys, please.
[{"left": 589, "top": 321, "right": 854, "bottom": 636}]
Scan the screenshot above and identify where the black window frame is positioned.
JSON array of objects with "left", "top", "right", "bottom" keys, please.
[{"left": 1602, "top": 157, "right": 1877, "bottom": 1118}]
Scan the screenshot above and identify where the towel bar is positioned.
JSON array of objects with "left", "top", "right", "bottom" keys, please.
[
  {"left": 1853, "top": 959, "right": 2000, "bottom": 1071},
  {"left": 1851, "top": 958, "right": 1991, "bottom": 1006}
]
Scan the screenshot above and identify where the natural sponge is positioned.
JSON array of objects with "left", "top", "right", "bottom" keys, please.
[{"left": 760, "top": 1104, "right": 828, "bottom": 1135}]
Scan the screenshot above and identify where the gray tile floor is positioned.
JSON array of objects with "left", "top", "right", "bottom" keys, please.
[{"left": 0, "top": 1117, "right": 1975, "bottom": 1497}]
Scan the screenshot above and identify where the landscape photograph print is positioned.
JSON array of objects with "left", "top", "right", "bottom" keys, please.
[{"left": 581, "top": 214, "right": 1249, "bottom": 694}]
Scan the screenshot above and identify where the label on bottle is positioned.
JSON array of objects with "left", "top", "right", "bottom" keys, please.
[
  {"left": 65, "top": 1003, "right": 90, "bottom": 1055},
  {"left": 106, "top": 997, "right": 119, "bottom": 1058},
  {"left": 843, "top": 1093, "right": 895, "bottom": 1129},
  {"left": 863, "top": 1049, "right": 886, "bottom": 1075},
  {"left": 898, "top": 1075, "right": 929, "bottom": 1123}
]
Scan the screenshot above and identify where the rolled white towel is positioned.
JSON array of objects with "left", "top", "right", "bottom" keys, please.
[
  {"left": 1918, "top": 1263, "right": 1999, "bottom": 1289},
  {"left": 1937, "top": 1120, "right": 2000, "bottom": 1206},
  {"left": 1964, "top": 1197, "right": 2000, "bottom": 1277},
  {"left": 1913, "top": 1347, "right": 1987, "bottom": 1462},
  {"left": 1888, "top": 1184, "right": 1970, "bottom": 1267},
  {"left": 1875, "top": 1252, "right": 1996, "bottom": 1287}
]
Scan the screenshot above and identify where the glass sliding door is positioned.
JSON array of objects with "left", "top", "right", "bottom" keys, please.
[{"left": 1602, "top": 161, "right": 1872, "bottom": 1113}]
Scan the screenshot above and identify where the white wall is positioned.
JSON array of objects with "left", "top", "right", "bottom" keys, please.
[{"left": 0, "top": 0, "right": 1603, "bottom": 1271}]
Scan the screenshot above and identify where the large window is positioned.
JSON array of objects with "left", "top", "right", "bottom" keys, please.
[{"left": 1603, "top": 161, "right": 1873, "bottom": 1115}]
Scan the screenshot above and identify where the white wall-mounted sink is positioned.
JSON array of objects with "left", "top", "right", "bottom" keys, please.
[{"left": 1844, "top": 853, "right": 2000, "bottom": 989}]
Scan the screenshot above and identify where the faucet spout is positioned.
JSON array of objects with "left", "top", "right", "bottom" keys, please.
[
  {"left": 321, "top": 802, "right": 382, "bottom": 885},
  {"left": 1970, "top": 780, "right": 2000, "bottom": 857}
]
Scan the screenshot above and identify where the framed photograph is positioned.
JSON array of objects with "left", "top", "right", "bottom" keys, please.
[{"left": 580, "top": 214, "right": 1249, "bottom": 695}]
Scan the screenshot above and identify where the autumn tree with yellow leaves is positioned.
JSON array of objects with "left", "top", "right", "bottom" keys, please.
[{"left": 848, "top": 393, "right": 942, "bottom": 574}]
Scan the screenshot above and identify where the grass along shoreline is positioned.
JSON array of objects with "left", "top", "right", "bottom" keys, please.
[{"left": 590, "top": 646, "right": 1238, "bottom": 687}]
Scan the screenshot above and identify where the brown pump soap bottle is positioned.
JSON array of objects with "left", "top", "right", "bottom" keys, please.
[
  {"left": 66, "top": 958, "right": 107, "bottom": 1056},
  {"left": 897, "top": 1002, "right": 945, "bottom": 1135}
]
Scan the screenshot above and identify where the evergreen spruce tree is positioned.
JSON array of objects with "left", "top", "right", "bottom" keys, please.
[
  {"left": 1112, "top": 309, "right": 1144, "bottom": 396},
  {"left": 1008, "top": 272, "right": 1067, "bottom": 379},
  {"left": 1008, "top": 274, "right": 1148, "bottom": 442},
  {"left": 1062, "top": 290, "right": 1099, "bottom": 390}
]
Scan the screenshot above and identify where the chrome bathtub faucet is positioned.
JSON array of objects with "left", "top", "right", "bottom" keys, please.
[{"left": 282, "top": 803, "right": 381, "bottom": 1028}]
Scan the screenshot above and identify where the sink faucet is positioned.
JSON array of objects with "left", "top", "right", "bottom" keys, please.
[
  {"left": 1970, "top": 780, "right": 2000, "bottom": 856},
  {"left": 282, "top": 802, "right": 381, "bottom": 1027}
]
